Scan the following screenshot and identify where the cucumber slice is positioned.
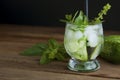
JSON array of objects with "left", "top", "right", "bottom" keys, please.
[
  {"left": 90, "top": 44, "right": 101, "bottom": 60},
  {"left": 64, "top": 36, "right": 88, "bottom": 61}
]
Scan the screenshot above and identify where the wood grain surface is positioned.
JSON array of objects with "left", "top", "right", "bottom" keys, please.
[{"left": 0, "top": 24, "right": 120, "bottom": 80}]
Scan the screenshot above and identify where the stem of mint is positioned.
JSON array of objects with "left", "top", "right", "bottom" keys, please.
[{"left": 93, "top": 3, "right": 111, "bottom": 24}]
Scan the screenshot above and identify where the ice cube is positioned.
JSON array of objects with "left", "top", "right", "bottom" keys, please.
[
  {"left": 84, "top": 25, "right": 100, "bottom": 47},
  {"left": 84, "top": 25, "right": 93, "bottom": 37},
  {"left": 65, "top": 28, "right": 74, "bottom": 39},
  {"left": 87, "top": 33, "right": 99, "bottom": 47},
  {"left": 74, "top": 31, "right": 83, "bottom": 39},
  {"left": 92, "top": 23, "right": 103, "bottom": 35}
]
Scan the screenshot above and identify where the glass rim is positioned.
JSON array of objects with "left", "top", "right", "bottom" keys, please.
[{"left": 66, "top": 22, "right": 102, "bottom": 26}]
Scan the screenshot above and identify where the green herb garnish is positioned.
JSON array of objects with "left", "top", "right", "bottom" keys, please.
[
  {"left": 61, "top": 3, "right": 111, "bottom": 25},
  {"left": 60, "top": 11, "right": 88, "bottom": 26},
  {"left": 20, "top": 43, "right": 47, "bottom": 56},
  {"left": 20, "top": 39, "right": 69, "bottom": 64},
  {"left": 93, "top": 3, "right": 111, "bottom": 24}
]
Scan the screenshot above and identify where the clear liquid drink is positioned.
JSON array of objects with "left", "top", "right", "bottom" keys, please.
[{"left": 64, "top": 23, "right": 104, "bottom": 72}]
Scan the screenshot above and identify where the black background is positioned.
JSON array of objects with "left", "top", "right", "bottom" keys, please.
[{"left": 0, "top": 0, "right": 120, "bottom": 30}]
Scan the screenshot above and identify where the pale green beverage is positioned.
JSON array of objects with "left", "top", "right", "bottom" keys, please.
[{"left": 64, "top": 23, "right": 104, "bottom": 72}]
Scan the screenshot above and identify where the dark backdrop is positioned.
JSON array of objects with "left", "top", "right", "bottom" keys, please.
[{"left": 0, "top": 0, "right": 120, "bottom": 30}]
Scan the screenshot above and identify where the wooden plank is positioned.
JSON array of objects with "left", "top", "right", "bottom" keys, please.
[
  {"left": 0, "top": 24, "right": 120, "bottom": 79},
  {"left": 0, "top": 68, "right": 116, "bottom": 80}
]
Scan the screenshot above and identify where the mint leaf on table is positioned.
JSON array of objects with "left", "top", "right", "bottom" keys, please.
[
  {"left": 20, "top": 39, "right": 69, "bottom": 64},
  {"left": 56, "top": 44, "right": 68, "bottom": 61},
  {"left": 40, "top": 50, "right": 51, "bottom": 64},
  {"left": 20, "top": 43, "right": 47, "bottom": 56},
  {"left": 47, "top": 39, "right": 59, "bottom": 59},
  {"left": 40, "top": 39, "right": 59, "bottom": 64},
  {"left": 40, "top": 39, "right": 70, "bottom": 64}
]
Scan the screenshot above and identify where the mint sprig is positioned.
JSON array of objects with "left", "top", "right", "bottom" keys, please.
[
  {"left": 60, "top": 11, "right": 88, "bottom": 25},
  {"left": 60, "top": 11, "right": 88, "bottom": 32},
  {"left": 20, "top": 39, "right": 69, "bottom": 64},
  {"left": 93, "top": 3, "right": 111, "bottom": 24},
  {"left": 61, "top": 3, "right": 111, "bottom": 25},
  {"left": 20, "top": 43, "right": 47, "bottom": 56}
]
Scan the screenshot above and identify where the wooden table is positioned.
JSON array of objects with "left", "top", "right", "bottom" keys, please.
[{"left": 0, "top": 24, "right": 120, "bottom": 80}]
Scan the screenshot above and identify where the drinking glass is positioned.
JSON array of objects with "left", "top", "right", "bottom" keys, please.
[{"left": 64, "top": 23, "right": 104, "bottom": 72}]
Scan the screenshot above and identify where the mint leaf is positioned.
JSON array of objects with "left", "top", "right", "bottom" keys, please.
[
  {"left": 39, "top": 39, "right": 69, "bottom": 64},
  {"left": 48, "top": 39, "right": 59, "bottom": 50},
  {"left": 74, "top": 11, "right": 88, "bottom": 28},
  {"left": 74, "top": 11, "right": 84, "bottom": 25},
  {"left": 20, "top": 39, "right": 69, "bottom": 64},
  {"left": 40, "top": 51, "right": 51, "bottom": 64},
  {"left": 55, "top": 44, "right": 69, "bottom": 61},
  {"left": 65, "top": 14, "right": 72, "bottom": 22},
  {"left": 71, "top": 11, "right": 79, "bottom": 23},
  {"left": 20, "top": 43, "right": 47, "bottom": 56},
  {"left": 47, "top": 39, "right": 59, "bottom": 59}
]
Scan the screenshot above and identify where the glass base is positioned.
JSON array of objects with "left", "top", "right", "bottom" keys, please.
[{"left": 68, "top": 58, "right": 100, "bottom": 72}]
